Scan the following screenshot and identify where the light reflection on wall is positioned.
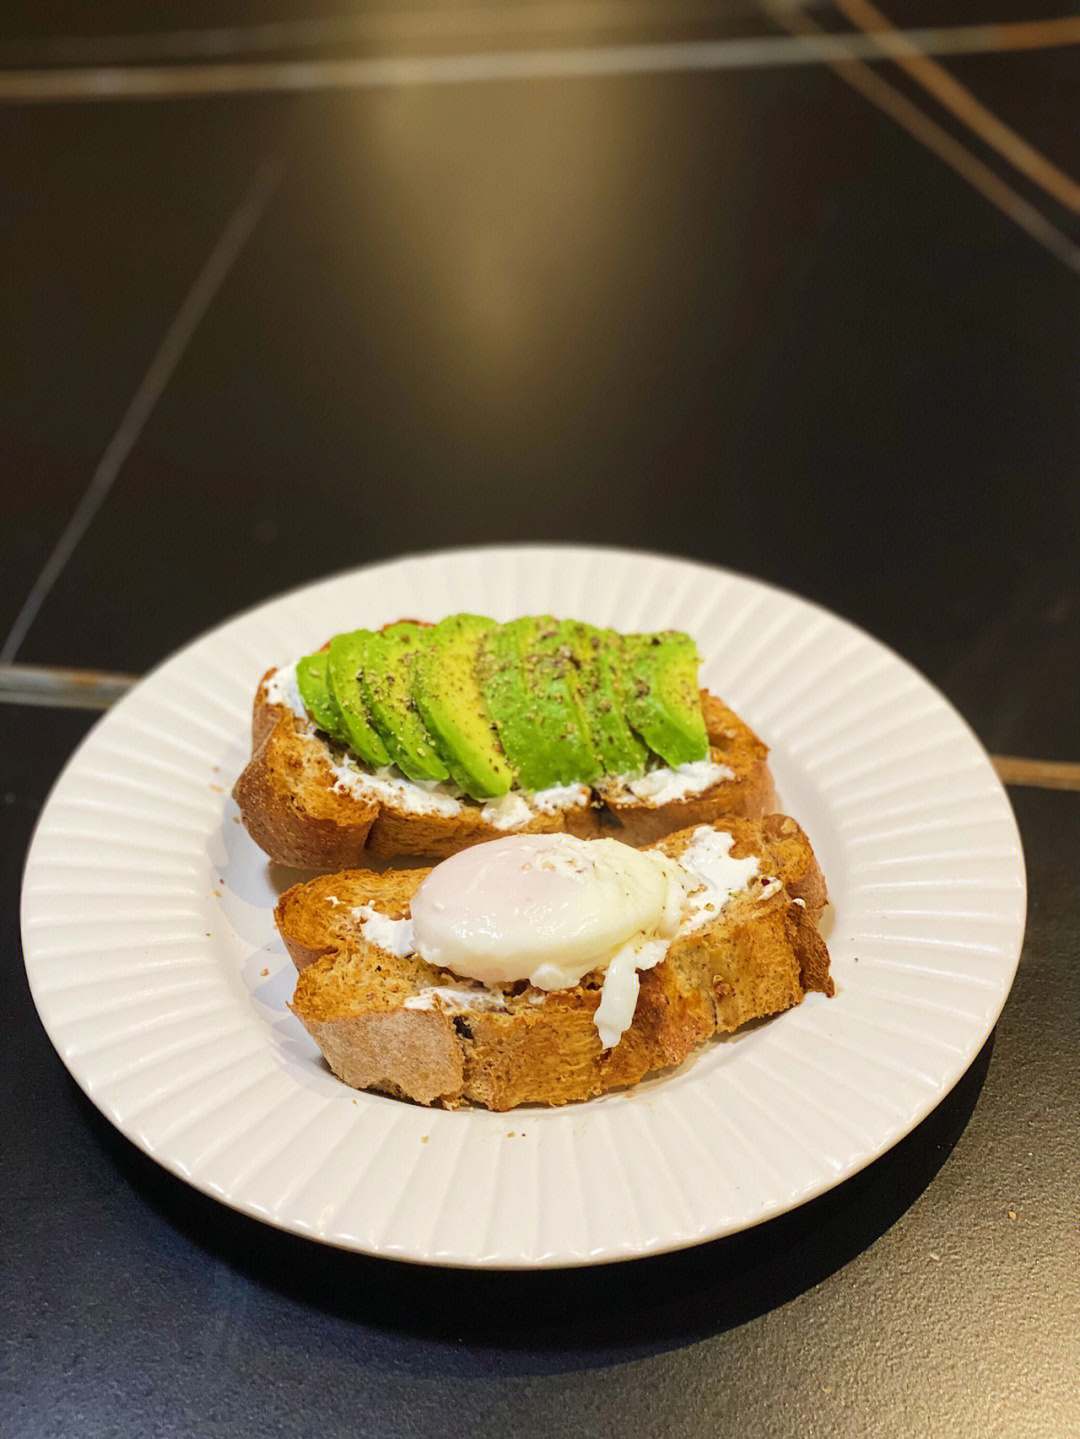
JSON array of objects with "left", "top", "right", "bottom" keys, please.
[
  {"left": 297, "top": 76, "right": 749, "bottom": 520},
  {"left": 361, "top": 83, "right": 633, "bottom": 388},
  {"left": 339, "top": 75, "right": 753, "bottom": 448}
]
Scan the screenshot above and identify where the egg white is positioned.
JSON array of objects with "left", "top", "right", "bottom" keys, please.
[{"left": 409, "top": 832, "right": 686, "bottom": 990}]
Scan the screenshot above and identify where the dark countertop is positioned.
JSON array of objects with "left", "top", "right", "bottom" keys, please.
[{"left": 3, "top": 6, "right": 1078, "bottom": 1436}]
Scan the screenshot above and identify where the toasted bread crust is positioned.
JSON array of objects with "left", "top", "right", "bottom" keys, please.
[
  {"left": 301, "top": 1008, "right": 465, "bottom": 1106},
  {"left": 233, "top": 671, "right": 777, "bottom": 869},
  {"left": 281, "top": 816, "right": 832, "bottom": 1110},
  {"left": 231, "top": 678, "right": 380, "bottom": 870}
]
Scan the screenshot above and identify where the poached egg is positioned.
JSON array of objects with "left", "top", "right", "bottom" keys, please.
[
  {"left": 410, "top": 831, "right": 686, "bottom": 988},
  {"left": 357, "top": 828, "right": 766, "bottom": 1049}
]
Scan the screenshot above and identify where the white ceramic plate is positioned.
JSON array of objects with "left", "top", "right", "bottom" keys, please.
[{"left": 21, "top": 546, "right": 1026, "bottom": 1268}]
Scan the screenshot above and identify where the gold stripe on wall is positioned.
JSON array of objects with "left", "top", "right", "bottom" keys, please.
[
  {"left": 832, "top": 1, "right": 1080, "bottom": 214},
  {"left": 992, "top": 756, "right": 1080, "bottom": 792}
]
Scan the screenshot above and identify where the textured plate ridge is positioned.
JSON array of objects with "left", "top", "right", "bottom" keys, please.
[{"left": 21, "top": 546, "right": 1026, "bottom": 1268}]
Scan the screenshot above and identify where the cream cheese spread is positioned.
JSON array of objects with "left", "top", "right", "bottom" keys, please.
[
  {"left": 351, "top": 904, "right": 416, "bottom": 957},
  {"left": 676, "top": 826, "right": 761, "bottom": 933},
  {"left": 263, "top": 661, "right": 305, "bottom": 719},
  {"left": 530, "top": 782, "right": 591, "bottom": 813},
  {"left": 402, "top": 985, "right": 507, "bottom": 1012},
  {"left": 330, "top": 760, "right": 465, "bottom": 816},
  {"left": 480, "top": 791, "right": 533, "bottom": 829},
  {"left": 612, "top": 760, "right": 735, "bottom": 806}
]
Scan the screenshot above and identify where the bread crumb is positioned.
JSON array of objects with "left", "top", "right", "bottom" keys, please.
[
  {"left": 205, "top": 932, "right": 211, "bottom": 938},
  {"left": 209, "top": 782, "right": 224, "bottom": 793},
  {"left": 213, "top": 890, "right": 222, "bottom": 898},
  {"left": 420, "top": 1135, "right": 429, "bottom": 1143},
  {"left": 506, "top": 1130, "right": 516, "bottom": 1138},
  {"left": 1008, "top": 1209, "right": 1017, "bottom": 1221},
  {"left": 232, "top": 816, "right": 240, "bottom": 824},
  {"left": 261, "top": 967, "right": 270, "bottom": 977},
  {"left": 928, "top": 1252, "right": 941, "bottom": 1262}
]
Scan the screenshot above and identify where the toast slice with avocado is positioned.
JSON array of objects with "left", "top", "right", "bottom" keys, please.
[
  {"left": 278, "top": 815, "right": 832, "bottom": 1110},
  {"left": 232, "top": 616, "right": 777, "bottom": 869}
]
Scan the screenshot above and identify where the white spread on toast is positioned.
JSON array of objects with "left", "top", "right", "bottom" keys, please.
[
  {"left": 616, "top": 759, "right": 735, "bottom": 806},
  {"left": 480, "top": 791, "right": 533, "bottom": 829},
  {"left": 403, "top": 985, "right": 507, "bottom": 1013},
  {"left": 677, "top": 827, "right": 761, "bottom": 933},
  {"left": 350, "top": 904, "right": 416, "bottom": 957},
  {"left": 263, "top": 662, "right": 305, "bottom": 717},
  {"left": 529, "top": 782, "right": 591, "bottom": 813},
  {"left": 347, "top": 826, "right": 776, "bottom": 1048},
  {"left": 331, "top": 759, "right": 465, "bottom": 816},
  {"left": 479, "top": 783, "right": 590, "bottom": 827},
  {"left": 479, "top": 782, "right": 590, "bottom": 827}
]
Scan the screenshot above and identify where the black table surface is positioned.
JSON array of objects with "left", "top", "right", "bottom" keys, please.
[{"left": 3, "top": 6, "right": 1078, "bottom": 1437}]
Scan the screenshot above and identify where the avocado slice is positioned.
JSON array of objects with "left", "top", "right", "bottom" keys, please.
[
  {"left": 565, "top": 623, "right": 649, "bottom": 778},
  {"left": 359, "top": 623, "right": 450, "bottom": 783},
  {"left": 295, "top": 650, "right": 351, "bottom": 745},
  {"left": 411, "top": 614, "right": 513, "bottom": 800},
  {"left": 479, "top": 621, "right": 543, "bottom": 790},
  {"left": 623, "top": 631, "right": 709, "bottom": 767},
  {"left": 481, "top": 617, "right": 602, "bottom": 791},
  {"left": 528, "top": 617, "right": 605, "bottom": 784},
  {"left": 326, "top": 630, "right": 391, "bottom": 769}
]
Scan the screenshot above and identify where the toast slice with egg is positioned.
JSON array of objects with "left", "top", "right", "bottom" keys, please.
[
  {"left": 279, "top": 815, "right": 831, "bottom": 1110},
  {"left": 233, "top": 670, "right": 776, "bottom": 869}
]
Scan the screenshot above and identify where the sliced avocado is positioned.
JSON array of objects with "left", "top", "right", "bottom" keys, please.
[
  {"left": 623, "top": 631, "right": 709, "bottom": 767},
  {"left": 412, "top": 614, "right": 513, "bottom": 800},
  {"left": 326, "top": 630, "right": 391, "bottom": 769},
  {"left": 565, "top": 623, "right": 649, "bottom": 778},
  {"left": 359, "top": 623, "right": 450, "bottom": 783},
  {"left": 479, "top": 621, "right": 545, "bottom": 791},
  {"left": 528, "top": 617, "right": 604, "bottom": 785},
  {"left": 295, "top": 650, "right": 350, "bottom": 745},
  {"left": 481, "top": 617, "right": 602, "bottom": 791}
]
